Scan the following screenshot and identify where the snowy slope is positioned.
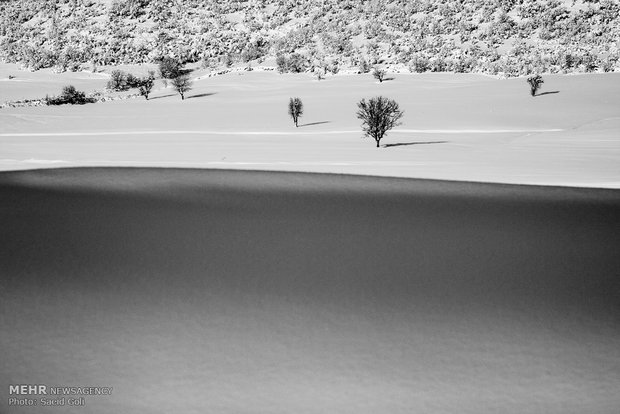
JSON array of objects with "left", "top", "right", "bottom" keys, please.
[
  {"left": 1, "top": 67, "right": 619, "bottom": 187},
  {"left": 1, "top": 168, "right": 619, "bottom": 414}
]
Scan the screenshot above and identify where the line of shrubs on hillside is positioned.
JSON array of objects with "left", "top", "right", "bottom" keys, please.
[
  {"left": 45, "top": 86, "right": 96, "bottom": 105},
  {"left": 0, "top": 87, "right": 142, "bottom": 109},
  {"left": 1, "top": 58, "right": 191, "bottom": 108}
]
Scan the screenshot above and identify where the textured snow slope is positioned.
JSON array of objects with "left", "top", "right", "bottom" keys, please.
[{"left": 1, "top": 168, "right": 619, "bottom": 414}]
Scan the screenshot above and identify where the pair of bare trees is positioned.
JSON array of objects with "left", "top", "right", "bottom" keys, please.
[{"left": 288, "top": 96, "right": 403, "bottom": 148}]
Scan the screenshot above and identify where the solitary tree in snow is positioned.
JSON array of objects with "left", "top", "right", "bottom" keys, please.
[
  {"left": 526, "top": 75, "right": 544, "bottom": 96},
  {"left": 171, "top": 74, "right": 192, "bottom": 100},
  {"left": 372, "top": 67, "right": 386, "bottom": 83},
  {"left": 288, "top": 97, "right": 303, "bottom": 127},
  {"left": 356, "top": 96, "right": 404, "bottom": 148}
]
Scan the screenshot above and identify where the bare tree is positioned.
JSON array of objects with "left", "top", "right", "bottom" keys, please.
[
  {"left": 138, "top": 71, "right": 155, "bottom": 100},
  {"left": 171, "top": 74, "right": 192, "bottom": 100},
  {"left": 288, "top": 97, "right": 303, "bottom": 127},
  {"left": 372, "top": 67, "right": 386, "bottom": 83},
  {"left": 356, "top": 96, "right": 404, "bottom": 147},
  {"left": 526, "top": 75, "right": 544, "bottom": 96}
]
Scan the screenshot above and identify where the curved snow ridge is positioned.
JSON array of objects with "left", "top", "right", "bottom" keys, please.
[
  {"left": 0, "top": 160, "right": 434, "bottom": 167},
  {"left": 0, "top": 158, "right": 68, "bottom": 164},
  {"left": 0, "top": 128, "right": 564, "bottom": 137}
]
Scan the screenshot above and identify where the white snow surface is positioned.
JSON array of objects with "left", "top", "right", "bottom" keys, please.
[
  {"left": 1, "top": 65, "right": 619, "bottom": 187},
  {"left": 1, "top": 168, "right": 619, "bottom": 414},
  {"left": 1, "top": 66, "right": 619, "bottom": 413}
]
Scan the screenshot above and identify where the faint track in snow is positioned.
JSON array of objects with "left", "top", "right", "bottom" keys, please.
[{"left": 0, "top": 128, "right": 564, "bottom": 137}]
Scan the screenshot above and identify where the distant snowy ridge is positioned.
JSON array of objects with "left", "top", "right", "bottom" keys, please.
[{"left": 1, "top": 0, "right": 618, "bottom": 76}]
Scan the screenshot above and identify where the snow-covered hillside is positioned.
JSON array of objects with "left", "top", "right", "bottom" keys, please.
[{"left": 1, "top": 0, "right": 619, "bottom": 76}]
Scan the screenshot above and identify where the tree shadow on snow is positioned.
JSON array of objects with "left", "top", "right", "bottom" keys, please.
[
  {"left": 298, "top": 121, "right": 330, "bottom": 127},
  {"left": 383, "top": 140, "right": 448, "bottom": 148},
  {"left": 536, "top": 91, "right": 560, "bottom": 96},
  {"left": 187, "top": 92, "right": 217, "bottom": 99}
]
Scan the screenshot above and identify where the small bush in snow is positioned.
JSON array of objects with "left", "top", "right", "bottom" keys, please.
[
  {"left": 372, "top": 67, "right": 386, "bottom": 82},
  {"left": 46, "top": 85, "right": 94, "bottom": 105},
  {"left": 526, "top": 75, "right": 544, "bottom": 96}
]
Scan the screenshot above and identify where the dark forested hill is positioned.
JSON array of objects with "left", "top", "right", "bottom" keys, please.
[{"left": 1, "top": 0, "right": 618, "bottom": 76}]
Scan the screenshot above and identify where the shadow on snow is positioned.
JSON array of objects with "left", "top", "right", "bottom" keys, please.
[
  {"left": 298, "top": 121, "right": 330, "bottom": 127},
  {"left": 187, "top": 92, "right": 218, "bottom": 99},
  {"left": 383, "top": 140, "right": 448, "bottom": 148},
  {"left": 536, "top": 91, "right": 560, "bottom": 96}
]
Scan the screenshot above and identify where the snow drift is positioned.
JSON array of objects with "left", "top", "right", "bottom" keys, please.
[{"left": 1, "top": 167, "right": 619, "bottom": 414}]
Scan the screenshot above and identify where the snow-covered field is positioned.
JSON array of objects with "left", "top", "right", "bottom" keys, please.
[
  {"left": 1, "top": 64, "right": 619, "bottom": 187},
  {"left": 1, "top": 65, "right": 619, "bottom": 414}
]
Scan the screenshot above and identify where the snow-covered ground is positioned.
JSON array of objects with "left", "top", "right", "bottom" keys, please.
[
  {"left": 1, "top": 64, "right": 619, "bottom": 187},
  {"left": 1, "top": 65, "right": 619, "bottom": 414},
  {"left": 1, "top": 168, "right": 619, "bottom": 414}
]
